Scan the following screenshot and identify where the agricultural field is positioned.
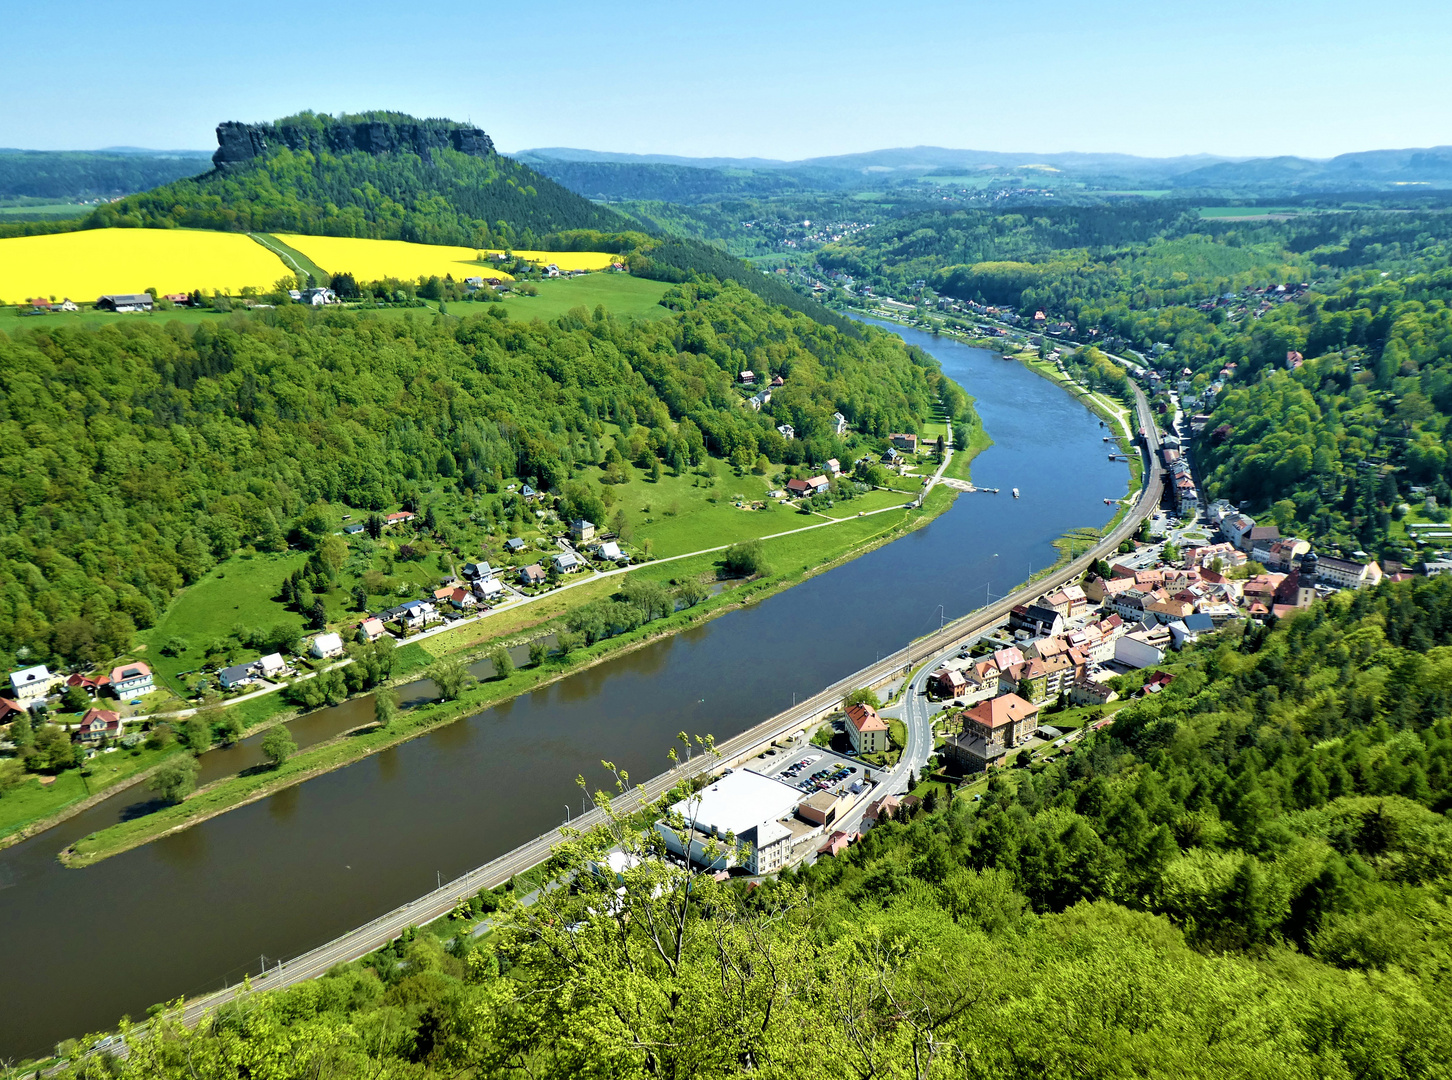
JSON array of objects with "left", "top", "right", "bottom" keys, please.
[
  {"left": 274, "top": 234, "right": 618, "bottom": 282},
  {"left": 0, "top": 227, "right": 291, "bottom": 303},
  {"left": 500, "top": 274, "right": 671, "bottom": 321}
]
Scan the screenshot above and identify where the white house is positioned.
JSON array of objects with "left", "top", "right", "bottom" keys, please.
[
  {"left": 595, "top": 540, "right": 625, "bottom": 562},
  {"left": 777, "top": 424, "right": 795, "bottom": 440},
  {"left": 310, "top": 633, "right": 345, "bottom": 659},
  {"left": 474, "top": 576, "right": 505, "bottom": 601},
  {"left": 9, "top": 665, "right": 58, "bottom": 702},
  {"left": 832, "top": 412, "right": 848, "bottom": 435},
  {"left": 553, "top": 551, "right": 582, "bottom": 573},
  {"left": 256, "top": 653, "right": 287, "bottom": 678},
  {"left": 108, "top": 662, "right": 154, "bottom": 698}
]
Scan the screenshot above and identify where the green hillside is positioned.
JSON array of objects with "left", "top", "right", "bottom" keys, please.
[{"left": 76, "top": 111, "right": 626, "bottom": 249}]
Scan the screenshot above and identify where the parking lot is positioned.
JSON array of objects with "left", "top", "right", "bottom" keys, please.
[{"left": 745, "top": 743, "right": 872, "bottom": 801}]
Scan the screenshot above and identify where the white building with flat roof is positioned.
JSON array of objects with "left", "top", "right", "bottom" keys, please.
[{"left": 655, "top": 770, "right": 802, "bottom": 872}]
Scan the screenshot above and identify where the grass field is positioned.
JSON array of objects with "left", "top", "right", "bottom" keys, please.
[
  {"left": 255, "top": 233, "right": 329, "bottom": 282},
  {"left": 0, "top": 201, "right": 91, "bottom": 218},
  {"left": 1196, "top": 206, "right": 1299, "bottom": 218},
  {"left": 0, "top": 227, "right": 293, "bottom": 303},
  {"left": 140, "top": 550, "right": 309, "bottom": 693},
  {"left": 0, "top": 742, "right": 180, "bottom": 844},
  {"left": 500, "top": 274, "right": 672, "bottom": 321}
]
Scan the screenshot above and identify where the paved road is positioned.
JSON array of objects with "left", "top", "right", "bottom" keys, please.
[{"left": 154, "top": 379, "right": 1161, "bottom": 1033}]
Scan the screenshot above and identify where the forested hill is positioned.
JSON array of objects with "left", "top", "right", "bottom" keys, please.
[
  {"left": 76, "top": 112, "right": 626, "bottom": 248},
  {"left": 0, "top": 283, "right": 939, "bottom": 670},
  {"left": 55, "top": 577, "right": 1452, "bottom": 1076}
]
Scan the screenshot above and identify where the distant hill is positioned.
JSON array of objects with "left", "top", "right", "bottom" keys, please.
[
  {"left": 82, "top": 111, "right": 625, "bottom": 247},
  {"left": 0, "top": 150, "right": 212, "bottom": 200}
]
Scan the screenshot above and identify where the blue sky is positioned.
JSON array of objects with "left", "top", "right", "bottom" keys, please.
[{"left": 4, "top": 0, "right": 1449, "bottom": 159}]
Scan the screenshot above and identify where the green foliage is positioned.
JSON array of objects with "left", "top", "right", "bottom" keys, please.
[
  {"left": 428, "top": 656, "right": 473, "bottom": 701},
  {"left": 0, "top": 280, "right": 935, "bottom": 673},
  {"left": 147, "top": 755, "right": 197, "bottom": 804},
  {"left": 259, "top": 723, "right": 296, "bottom": 768},
  {"left": 720, "top": 540, "right": 768, "bottom": 578},
  {"left": 488, "top": 647, "right": 513, "bottom": 681},
  {"left": 844, "top": 686, "right": 881, "bottom": 709}
]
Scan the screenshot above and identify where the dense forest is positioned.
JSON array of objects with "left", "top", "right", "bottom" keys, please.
[
  {"left": 0, "top": 281, "right": 938, "bottom": 672},
  {"left": 52, "top": 577, "right": 1452, "bottom": 1077}
]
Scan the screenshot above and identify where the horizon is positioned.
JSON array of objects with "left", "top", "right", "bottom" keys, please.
[{"left": 3, "top": 0, "right": 1449, "bottom": 159}]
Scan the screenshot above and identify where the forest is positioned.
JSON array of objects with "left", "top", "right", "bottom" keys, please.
[
  {"left": 48, "top": 576, "right": 1452, "bottom": 1078},
  {"left": 0, "top": 281, "right": 939, "bottom": 673}
]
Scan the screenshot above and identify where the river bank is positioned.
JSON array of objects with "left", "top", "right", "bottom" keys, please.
[{"left": 60, "top": 482, "right": 967, "bottom": 867}]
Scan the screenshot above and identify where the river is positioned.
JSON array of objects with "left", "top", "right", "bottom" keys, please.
[{"left": 0, "top": 324, "right": 1127, "bottom": 1059}]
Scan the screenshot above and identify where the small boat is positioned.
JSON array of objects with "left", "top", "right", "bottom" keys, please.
[
  {"left": 1012, "top": 488, "right": 1020, "bottom": 498},
  {"left": 1104, "top": 498, "right": 1114, "bottom": 505},
  {"left": 1103, "top": 436, "right": 1110, "bottom": 442}
]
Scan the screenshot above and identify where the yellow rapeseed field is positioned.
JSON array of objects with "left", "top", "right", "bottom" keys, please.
[
  {"left": 0, "top": 228, "right": 292, "bottom": 304},
  {"left": 276, "top": 234, "right": 617, "bottom": 281}
]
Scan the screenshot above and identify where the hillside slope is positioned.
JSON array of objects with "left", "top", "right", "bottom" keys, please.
[{"left": 81, "top": 112, "right": 626, "bottom": 248}]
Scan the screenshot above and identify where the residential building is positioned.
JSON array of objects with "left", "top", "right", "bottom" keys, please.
[
  {"left": 1000, "top": 659, "right": 1048, "bottom": 704},
  {"left": 1008, "top": 604, "right": 1064, "bottom": 639},
  {"left": 474, "top": 576, "right": 504, "bottom": 602},
  {"left": 889, "top": 433, "right": 918, "bottom": 452},
  {"left": 832, "top": 412, "right": 848, "bottom": 435},
  {"left": 776, "top": 424, "right": 795, "bottom": 440},
  {"left": 462, "top": 561, "right": 493, "bottom": 580},
  {"left": 845, "top": 701, "right": 889, "bottom": 754},
  {"left": 1316, "top": 554, "right": 1383, "bottom": 590},
  {"left": 553, "top": 551, "right": 582, "bottom": 573},
  {"left": 0, "top": 698, "right": 27, "bottom": 724},
  {"left": 310, "top": 633, "right": 344, "bottom": 659},
  {"left": 343, "top": 522, "right": 366, "bottom": 535},
  {"left": 928, "top": 667, "right": 968, "bottom": 699},
  {"left": 358, "top": 617, "right": 387, "bottom": 642},
  {"left": 384, "top": 511, "right": 415, "bottom": 527},
  {"left": 738, "top": 370, "right": 756, "bottom": 386},
  {"left": 66, "top": 673, "right": 108, "bottom": 698},
  {"left": 449, "top": 587, "right": 478, "bottom": 610},
  {"left": 505, "top": 537, "right": 527, "bottom": 554},
  {"left": 218, "top": 663, "right": 255, "bottom": 690},
  {"left": 741, "top": 820, "right": 793, "bottom": 874},
  {"left": 102, "top": 661, "right": 151, "bottom": 698},
  {"left": 569, "top": 519, "right": 596, "bottom": 542},
  {"left": 862, "top": 795, "right": 901, "bottom": 828},
  {"left": 817, "top": 831, "right": 856, "bottom": 858},
  {"left": 825, "top": 458, "right": 841, "bottom": 476},
  {"left": 595, "top": 540, "right": 625, "bottom": 562},
  {"left": 944, "top": 693, "right": 1040, "bottom": 771},
  {"left": 518, "top": 564, "right": 547, "bottom": 586},
  {"left": 395, "top": 601, "right": 439, "bottom": 629},
  {"left": 257, "top": 653, "right": 286, "bottom": 678},
  {"left": 9, "top": 665, "right": 57, "bottom": 702},
  {"left": 1069, "top": 675, "right": 1119, "bottom": 707},
  {"left": 73, "top": 707, "right": 123, "bottom": 745}
]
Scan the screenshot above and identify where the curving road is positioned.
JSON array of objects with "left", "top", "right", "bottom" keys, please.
[{"left": 153, "top": 372, "right": 1162, "bottom": 1033}]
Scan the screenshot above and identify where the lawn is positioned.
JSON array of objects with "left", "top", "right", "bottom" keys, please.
[
  {"left": 140, "top": 550, "right": 309, "bottom": 693},
  {"left": 1196, "top": 206, "right": 1299, "bottom": 218},
  {"left": 500, "top": 274, "right": 672, "bottom": 322},
  {"left": 0, "top": 742, "right": 182, "bottom": 843}
]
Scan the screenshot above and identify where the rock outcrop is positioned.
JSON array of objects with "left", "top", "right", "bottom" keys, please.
[{"left": 211, "top": 116, "right": 495, "bottom": 172}]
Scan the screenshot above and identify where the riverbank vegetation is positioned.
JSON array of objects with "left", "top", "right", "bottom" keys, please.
[{"left": 44, "top": 576, "right": 1452, "bottom": 1077}]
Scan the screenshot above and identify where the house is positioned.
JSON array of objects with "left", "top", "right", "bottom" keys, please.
[
  {"left": 521, "top": 484, "right": 539, "bottom": 501},
  {"left": 1000, "top": 659, "right": 1049, "bottom": 703},
  {"left": 1008, "top": 604, "right": 1064, "bottom": 639},
  {"left": 595, "top": 540, "right": 625, "bottom": 562},
  {"left": 518, "top": 564, "right": 547, "bottom": 586},
  {"left": 747, "top": 390, "right": 771, "bottom": 411},
  {"left": 776, "top": 424, "right": 795, "bottom": 440},
  {"left": 343, "top": 522, "right": 366, "bottom": 535},
  {"left": 862, "top": 794, "right": 901, "bottom": 828},
  {"left": 569, "top": 519, "right": 596, "bottom": 543},
  {"left": 1222, "top": 514, "right": 1257, "bottom": 550},
  {"left": 384, "top": 511, "right": 416, "bottom": 527},
  {"left": 505, "top": 537, "right": 527, "bottom": 554},
  {"left": 358, "top": 617, "right": 387, "bottom": 642},
  {"left": 433, "top": 586, "right": 456, "bottom": 602},
  {"left": 73, "top": 707, "right": 123, "bottom": 745},
  {"left": 944, "top": 694, "right": 1040, "bottom": 771},
  {"left": 553, "top": 551, "right": 582, "bottom": 574},
  {"left": 928, "top": 667, "right": 968, "bottom": 699},
  {"left": 301, "top": 287, "right": 336, "bottom": 306},
  {"left": 845, "top": 702, "right": 889, "bottom": 755},
  {"left": 825, "top": 458, "right": 841, "bottom": 476},
  {"left": 218, "top": 663, "right": 255, "bottom": 690},
  {"left": 0, "top": 697, "right": 27, "bottom": 725},
  {"left": 889, "top": 433, "right": 918, "bottom": 452},
  {"left": 462, "top": 561, "right": 493, "bottom": 581},
  {"left": 881, "top": 447, "right": 901, "bottom": 465},
  {"left": 57, "top": 298, "right": 78, "bottom": 311},
  {"left": 108, "top": 662, "right": 154, "bottom": 698},
  {"left": 817, "top": 830, "right": 856, "bottom": 858},
  {"left": 310, "top": 633, "right": 345, "bottom": 659},
  {"left": 95, "top": 293, "right": 153, "bottom": 312},
  {"left": 449, "top": 587, "right": 478, "bottom": 610},
  {"left": 771, "top": 374, "right": 785, "bottom": 387},
  {"left": 968, "top": 659, "right": 1001, "bottom": 693},
  {"left": 395, "top": 601, "right": 439, "bottom": 629},
  {"left": 1069, "top": 675, "right": 1119, "bottom": 707},
  {"left": 1242, "top": 524, "right": 1281, "bottom": 554},
  {"left": 1256, "top": 537, "right": 1310, "bottom": 571},
  {"left": 739, "top": 370, "right": 756, "bottom": 386},
  {"left": 256, "top": 653, "right": 286, "bottom": 679},
  {"left": 832, "top": 412, "right": 848, "bottom": 435},
  {"left": 9, "top": 665, "right": 58, "bottom": 702},
  {"left": 1084, "top": 575, "right": 1136, "bottom": 604},
  {"left": 66, "top": 672, "right": 109, "bottom": 698},
  {"left": 474, "top": 576, "right": 504, "bottom": 601}
]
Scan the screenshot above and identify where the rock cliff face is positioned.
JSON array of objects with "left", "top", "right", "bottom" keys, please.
[{"left": 211, "top": 118, "right": 495, "bottom": 172}]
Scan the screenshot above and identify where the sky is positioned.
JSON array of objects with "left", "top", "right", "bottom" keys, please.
[{"left": 4, "top": 0, "right": 1450, "bottom": 160}]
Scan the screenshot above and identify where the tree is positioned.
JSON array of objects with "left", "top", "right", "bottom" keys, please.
[
  {"left": 308, "top": 598, "right": 329, "bottom": 631},
  {"left": 490, "top": 647, "right": 514, "bottom": 680},
  {"left": 60, "top": 684, "right": 91, "bottom": 713},
  {"left": 181, "top": 716, "right": 211, "bottom": 753},
  {"left": 429, "top": 657, "right": 474, "bottom": 701},
  {"left": 149, "top": 756, "right": 199, "bottom": 804},
  {"left": 721, "top": 540, "right": 768, "bottom": 578},
  {"left": 260, "top": 724, "right": 296, "bottom": 769},
  {"left": 374, "top": 689, "right": 399, "bottom": 729},
  {"left": 214, "top": 711, "right": 244, "bottom": 745},
  {"left": 845, "top": 687, "right": 881, "bottom": 709},
  {"left": 528, "top": 640, "right": 548, "bottom": 667},
  {"left": 675, "top": 577, "right": 710, "bottom": 608}
]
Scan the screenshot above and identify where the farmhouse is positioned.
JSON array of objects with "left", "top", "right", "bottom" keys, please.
[{"left": 95, "top": 293, "right": 153, "bottom": 312}]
